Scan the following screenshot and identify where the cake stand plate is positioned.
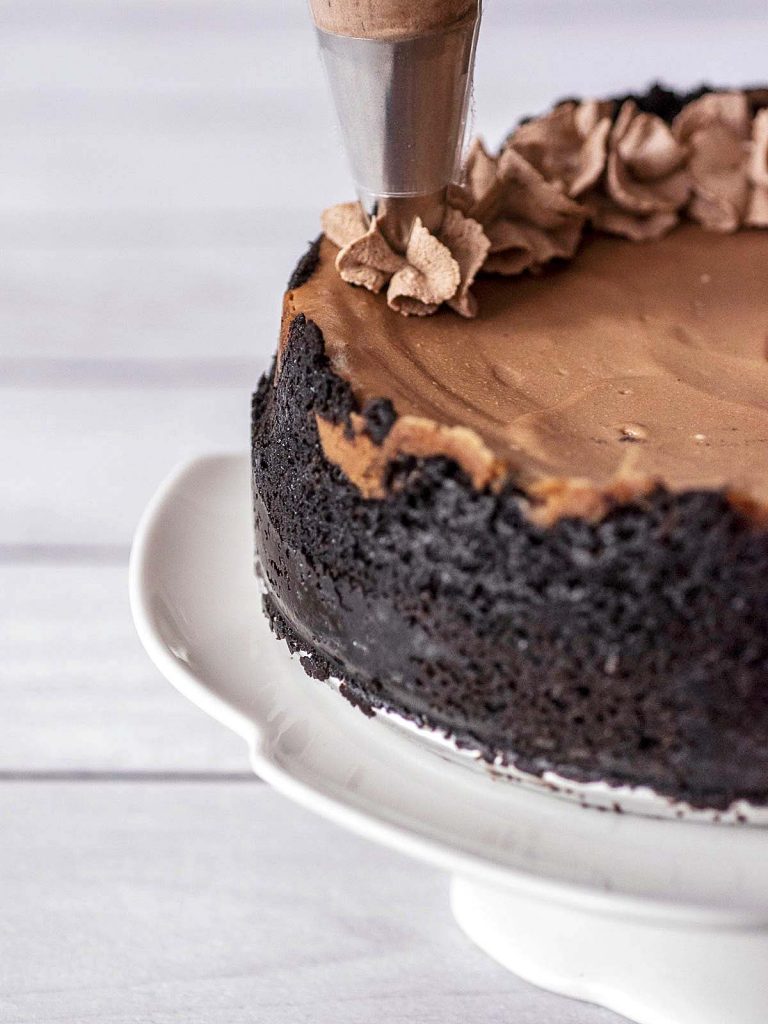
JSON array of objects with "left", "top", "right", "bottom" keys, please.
[{"left": 130, "top": 454, "right": 768, "bottom": 1024}]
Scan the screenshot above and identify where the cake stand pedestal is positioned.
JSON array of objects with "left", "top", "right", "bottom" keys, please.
[
  {"left": 130, "top": 454, "right": 768, "bottom": 1024},
  {"left": 452, "top": 876, "right": 768, "bottom": 1024}
]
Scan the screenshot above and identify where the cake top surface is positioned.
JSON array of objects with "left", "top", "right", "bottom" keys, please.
[
  {"left": 286, "top": 226, "right": 768, "bottom": 509},
  {"left": 282, "top": 87, "right": 768, "bottom": 518}
]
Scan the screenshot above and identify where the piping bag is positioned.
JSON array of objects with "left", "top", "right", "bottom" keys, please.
[{"left": 309, "top": 0, "right": 483, "bottom": 251}]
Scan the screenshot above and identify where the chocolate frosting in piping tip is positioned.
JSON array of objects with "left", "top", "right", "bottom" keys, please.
[{"left": 309, "top": 0, "right": 478, "bottom": 38}]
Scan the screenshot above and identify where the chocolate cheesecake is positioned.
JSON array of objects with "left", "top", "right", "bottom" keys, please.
[{"left": 252, "top": 86, "right": 768, "bottom": 810}]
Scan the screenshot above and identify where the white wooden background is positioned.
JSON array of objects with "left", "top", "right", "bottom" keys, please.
[{"left": 1, "top": 1, "right": 765, "bottom": 1020}]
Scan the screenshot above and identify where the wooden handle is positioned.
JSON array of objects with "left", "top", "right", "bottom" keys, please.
[{"left": 309, "top": 0, "right": 477, "bottom": 39}]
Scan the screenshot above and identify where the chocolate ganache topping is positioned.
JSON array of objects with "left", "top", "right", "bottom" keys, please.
[{"left": 321, "top": 89, "right": 768, "bottom": 317}]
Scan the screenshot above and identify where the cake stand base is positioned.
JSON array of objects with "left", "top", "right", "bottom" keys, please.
[
  {"left": 131, "top": 455, "right": 768, "bottom": 1024},
  {"left": 451, "top": 876, "right": 768, "bottom": 1024}
]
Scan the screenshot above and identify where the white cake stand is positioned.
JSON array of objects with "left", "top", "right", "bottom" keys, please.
[{"left": 130, "top": 454, "right": 768, "bottom": 1024}]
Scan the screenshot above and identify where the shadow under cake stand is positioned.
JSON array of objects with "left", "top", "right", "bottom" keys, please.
[{"left": 130, "top": 454, "right": 768, "bottom": 1024}]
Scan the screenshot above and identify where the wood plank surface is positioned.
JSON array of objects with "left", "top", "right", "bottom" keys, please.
[
  {"left": 0, "top": 782, "right": 619, "bottom": 1024},
  {"left": 0, "top": 244, "right": 300, "bottom": 361},
  {"left": 0, "top": 565, "right": 249, "bottom": 774},
  {"left": 0, "top": 388, "right": 249, "bottom": 546}
]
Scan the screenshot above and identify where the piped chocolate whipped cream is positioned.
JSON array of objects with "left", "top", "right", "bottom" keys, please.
[
  {"left": 321, "top": 202, "right": 488, "bottom": 317},
  {"left": 321, "top": 90, "right": 768, "bottom": 317},
  {"left": 748, "top": 108, "right": 768, "bottom": 225}
]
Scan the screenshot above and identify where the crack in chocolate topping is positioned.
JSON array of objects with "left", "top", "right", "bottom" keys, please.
[{"left": 322, "top": 89, "right": 768, "bottom": 317}]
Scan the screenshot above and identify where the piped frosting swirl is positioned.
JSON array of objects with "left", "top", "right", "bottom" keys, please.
[
  {"left": 322, "top": 89, "right": 768, "bottom": 316},
  {"left": 588, "top": 99, "right": 690, "bottom": 240},
  {"left": 747, "top": 108, "right": 768, "bottom": 226}
]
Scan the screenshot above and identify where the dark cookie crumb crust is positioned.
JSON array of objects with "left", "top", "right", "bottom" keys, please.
[{"left": 252, "top": 86, "right": 768, "bottom": 810}]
